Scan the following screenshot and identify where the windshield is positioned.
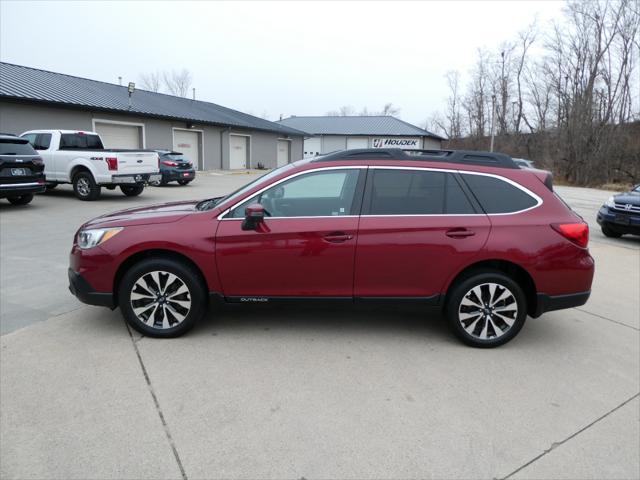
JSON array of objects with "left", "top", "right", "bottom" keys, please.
[
  {"left": 164, "top": 154, "right": 187, "bottom": 161},
  {"left": 196, "top": 161, "right": 303, "bottom": 211},
  {"left": 633, "top": 185, "right": 640, "bottom": 192}
]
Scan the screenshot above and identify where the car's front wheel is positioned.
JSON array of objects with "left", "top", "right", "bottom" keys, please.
[
  {"left": 73, "top": 171, "right": 101, "bottom": 201},
  {"left": 118, "top": 258, "right": 206, "bottom": 337},
  {"left": 7, "top": 194, "right": 34, "bottom": 205},
  {"left": 446, "top": 271, "right": 527, "bottom": 348}
]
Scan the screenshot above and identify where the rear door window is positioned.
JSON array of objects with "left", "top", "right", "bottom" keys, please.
[
  {"left": 365, "top": 169, "right": 475, "bottom": 215},
  {"left": 36, "top": 134, "right": 52, "bottom": 149},
  {"left": 461, "top": 174, "right": 539, "bottom": 213}
]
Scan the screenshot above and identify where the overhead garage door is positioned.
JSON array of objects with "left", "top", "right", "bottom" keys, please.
[
  {"left": 229, "top": 135, "right": 248, "bottom": 169},
  {"left": 94, "top": 122, "right": 142, "bottom": 149},
  {"left": 173, "top": 130, "right": 202, "bottom": 170},
  {"left": 303, "top": 137, "right": 322, "bottom": 158},
  {"left": 277, "top": 140, "right": 290, "bottom": 167},
  {"left": 346, "top": 137, "right": 368, "bottom": 149}
]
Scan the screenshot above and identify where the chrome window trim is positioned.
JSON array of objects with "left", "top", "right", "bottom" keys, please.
[{"left": 217, "top": 166, "right": 367, "bottom": 221}]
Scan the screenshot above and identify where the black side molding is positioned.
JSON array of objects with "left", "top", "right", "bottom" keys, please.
[
  {"left": 533, "top": 291, "right": 591, "bottom": 317},
  {"left": 68, "top": 268, "right": 115, "bottom": 309}
]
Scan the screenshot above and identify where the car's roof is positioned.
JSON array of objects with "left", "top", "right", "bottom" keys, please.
[
  {"left": 22, "top": 130, "right": 99, "bottom": 135},
  {"left": 0, "top": 133, "right": 28, "bottom": 142}
]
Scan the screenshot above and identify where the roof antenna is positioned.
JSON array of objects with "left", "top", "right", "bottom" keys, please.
[{"left": 118, "top": 76, "right": 122, "bottom": 86}]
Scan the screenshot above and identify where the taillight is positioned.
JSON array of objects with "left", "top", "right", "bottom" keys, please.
[
  {"left": 551, "top": 223, "right": 589, "bottom": 248},
  {"left": 105, "top": 157, "right": 118, "bottom": 171},
  {"left": 162, "top": 160, "right": 179, "bottom": 166},
  {"left": 32, "top": 157, "right": 44, "bottom": 166}
]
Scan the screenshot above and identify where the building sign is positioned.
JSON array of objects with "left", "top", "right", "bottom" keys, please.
[{"left": 372, "top": 138, "right": 421, "bottom": 149}]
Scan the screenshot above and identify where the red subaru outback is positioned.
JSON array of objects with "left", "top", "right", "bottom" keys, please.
[{"left": 69, "top": 149, "right": 594, "bottom": 347}]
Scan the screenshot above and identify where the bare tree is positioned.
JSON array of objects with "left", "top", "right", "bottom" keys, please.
[
  {"left": 139, "top": 71, "right": 162, "bottom": 92},
  {"left": 163, "top": 69, "right": 193, "bottom": 97},
  {"left": 463, "top": 48, "right": 492, "bottom": 137},
  {"left": 325, "top": 105, "right": 356, "bottom": 116},
  {"left": 379, "top": 103, "right": 400, "bottom": 116}
]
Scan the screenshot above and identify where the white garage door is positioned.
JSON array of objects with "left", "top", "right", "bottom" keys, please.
[
  {"left": 173, "top": 130, "right": 201, "bottom": 170},
  {"left": 94, "top": 122, "right": 142, "bottom": 149},
  {"left": 229, "top": 135, "right": 248, "bottom": 169},
  {"left": 303, "top": 137, "right": 322, "bottom": 158},
  {"left": 277, "top": 140, "right": 290, "bottom": 167},
  {"left": 346, "top": 137, "right": 368, "bottom": 149}
]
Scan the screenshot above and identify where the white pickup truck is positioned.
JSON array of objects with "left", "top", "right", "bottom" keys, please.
[{"left": 20, "top": 130, "right": 161, "bottom": 200}]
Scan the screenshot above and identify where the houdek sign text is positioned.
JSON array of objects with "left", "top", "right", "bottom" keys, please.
[{"left": 372, "top": 138, "right": 421, "bottom": 149}]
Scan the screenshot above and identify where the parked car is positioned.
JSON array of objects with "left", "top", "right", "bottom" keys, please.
[
  {"left": 0, "top": 133, "right": 46, "bottom": 205},
  {"left": 68, "top": 148, "right": 594, "bottom": 347},
  {"left": 154, "top": 150, "right": 196, "bottom": 185},
  {"left": 513, "top": 158, "right": 536, "bottom": 169},
  {"left": 20, "top": 130, "right": 161, "bottom": 201},
  {"left": 597, "top": 184, "right": 640, "bottom": 237}
]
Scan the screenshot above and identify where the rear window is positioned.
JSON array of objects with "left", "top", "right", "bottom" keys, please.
[
  {"left": 367, "top": 169, "right": 475, "bottom": 215},
  {"left": 60, "top": 133, "right": 104, "bottom": 150},
  {"left": 461, "top": 174, "right": 539, "bottom": 214},
  {"left": 0, "top": 139, "right": 37, "bottom": 155}
]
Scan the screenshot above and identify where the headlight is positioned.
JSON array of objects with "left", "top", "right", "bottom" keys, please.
[
  {"left": 605, "top": 196, "right": 615, "bottom": 208},
  {"left": 77, "top": 227, "right": 123, "bottom": 249}
]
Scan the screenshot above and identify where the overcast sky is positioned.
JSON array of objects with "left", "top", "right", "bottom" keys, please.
[{"left": 1, "top": 1, "right": 565, "bottom": 126}]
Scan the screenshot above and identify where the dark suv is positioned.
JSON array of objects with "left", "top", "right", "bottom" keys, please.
[
  {"left": 0, "top": 134, "right": 46, "bottom": 205},
  {"left": 597, "top": 184, "right": 640, "bottom": 237},
  {"left": 154, "top": 150, "right": 196, "bottom": 186},
  {"left": 69, "top": 149, "right": 594, "bottom": 347}
]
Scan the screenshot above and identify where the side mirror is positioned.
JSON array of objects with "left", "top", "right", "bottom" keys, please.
[{"left": 242, "top": 203, "right": 266, "bottom": 231}]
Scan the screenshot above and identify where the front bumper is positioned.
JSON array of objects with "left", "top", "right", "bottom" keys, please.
[
  {"left": 0, "top": 181, "right": 46, "bottom": 198},
  {"left": 532, "top": 291, "right": 591, "bottom": 317},
  {"left": 110, "top": 173, "right": 162, "bottom": 185},
  {"left": 68, "top": 268, "right": 115, "bottom": 308},
  {"left": 597, "top": 206, "right": 640, "bottom": 235}
]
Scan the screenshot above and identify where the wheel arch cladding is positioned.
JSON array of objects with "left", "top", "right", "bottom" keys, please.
[
  {"left": 113, "top": 249, "right": 209, "bottom": 305},
  {"left": 445, "top": 259, "right": 538, "bottom": 317}
]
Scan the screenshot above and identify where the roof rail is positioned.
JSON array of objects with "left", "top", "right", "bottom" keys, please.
[{"left": 313, "top": 148, "right": 519, "bottom": 169}]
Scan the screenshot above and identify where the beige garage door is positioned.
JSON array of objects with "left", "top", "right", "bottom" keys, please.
[
  {"left": 346, "top": 137, "right": 368, "bottom": 149},
  {"left": 277, "top": 140, "right": 290, "bottom": 167},
  {"left": 229, "top": 135, "right": 248, "bottom": 169},
  {"left": 173, "top": 130, "right": 201, "bottom": 170},
  {"left": 94, "top": 122, "right": 142, "bottom": 149}
]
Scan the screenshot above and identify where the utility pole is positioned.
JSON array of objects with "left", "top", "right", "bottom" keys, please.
[{"left": 490, "top": 94, "right": 497, "bottom": 152}]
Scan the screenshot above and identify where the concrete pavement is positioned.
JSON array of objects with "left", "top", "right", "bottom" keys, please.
[{"left": 1, "top": 174, "right": 638, "bottom": 479}]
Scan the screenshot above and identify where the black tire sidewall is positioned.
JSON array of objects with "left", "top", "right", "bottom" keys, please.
[
  {"left": 446, "top": 271, "right": 527, "bottom": 348},
  {"left": 118, "top": 258, "right": 206, "bottom": 338},
  {"left": 120, "top": 185, "right": 144, "bottom": 196},
  {"left": 7, "top": 194, "right": 34, "bottom": 205},
  {"left": 73, "top": 172, "right": 101, "bottom": 201},
  {"left": 177, "top": 180, "right": 191, "bottom": 186},
  {"left": 601, "top": 225, "right": 622, "bottom": 238}
]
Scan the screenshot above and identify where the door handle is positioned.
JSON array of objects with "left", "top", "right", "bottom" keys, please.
[
  {"left": 446, "top": 228, "right": 476, "bottom": 238},
  {"left": 323, "top": 232, "right": 353, "bottom": 243}
]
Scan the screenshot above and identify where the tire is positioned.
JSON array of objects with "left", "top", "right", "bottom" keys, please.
[
  {"left": 120, "top": 185, "right": 144, "bottom": 197},
  {"left": 445, "top": 270, "right": 527, "bottom": 348},
  {"left": 73, "top": 171, "right": 101, "bottom": 201},
  {"left": 7, "top": 194, "right": 34, "bottom": 205},
  {"left": 601, "top": 225, "right": 623, "bottom": 238},
  {"left": 45, "top": 183, "right": 57, "bottom": 191},
  {"left": 118, "top": 257, "right": 206, "bottom": 338},
  {"left": 177, "top": 179, "right": 191, "bottom": 186}
]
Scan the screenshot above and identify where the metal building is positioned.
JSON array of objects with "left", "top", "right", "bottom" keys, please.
[
  {"left": 276, "top": 115, "right": 444, "bottom": 158},
  {"left": 0, "top": 62, "right": 305, "bottom": 170}
]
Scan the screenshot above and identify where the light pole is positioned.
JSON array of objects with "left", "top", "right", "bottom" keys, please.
[
  {"left": 490, "top": 94, "right": 497, "bottom": 152},
  {"left": 127, "top": 82, "right": 135, "bottom": 109}
]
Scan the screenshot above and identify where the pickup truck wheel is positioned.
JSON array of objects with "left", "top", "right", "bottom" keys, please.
[
  {"left": 118, "top": 258, "right": 206, "bottom": 338},
  {"left": 73, "top": 172, "right": 101, "bottom": 201},
  {"left": 120, "top": 185, "right": 144, "bottom": 197},
  {"left": 7, "top": 194, "right": 34, "bottom": 205},
  {"left": 446, "top": 271, "right": 527, "bottom": 348}
]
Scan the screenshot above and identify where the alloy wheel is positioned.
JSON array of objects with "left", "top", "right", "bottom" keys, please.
[
  {"left": 130, "top": 271, "right": 192, "bottom": 329},
  {"left": 76, "top": 178, "right": 90, "bottom": 197},
  {"left": 458, "top": 282, "right": 518, "bottom": 340}
]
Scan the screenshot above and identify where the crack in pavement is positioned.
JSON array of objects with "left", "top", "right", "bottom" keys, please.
[
  {"left": 126, "top": 322, "right": 187, "bottom": 480},
  {"left": 574, "top": 307, "right": 640, "bottom": 331},
  {"left": 501, "top": 392, "right": 640, "bottom": 479}
]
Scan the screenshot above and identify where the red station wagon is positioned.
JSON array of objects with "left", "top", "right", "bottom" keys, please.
[{"left": 69, "top": 149, "right": 595, "bottom": 347}]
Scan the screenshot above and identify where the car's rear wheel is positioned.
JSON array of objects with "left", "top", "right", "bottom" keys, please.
[
  {"left": 177, "top": 179, "right": 191, "bottom": 186},
  {"left": 446, "top": 271, "right": 527, "bottom": 348},
  {"left": 120, "top": 185, "right": 144, "bottom": 197},
  {"left": 73, "top": 171, "right": 101, "bottom": 201},
  {"left": 7, "top": 194, "right": 34, "bottom": 205},
  {"left": 118, "top": 258, "right": 206, "bottom": 337},
  {"left": 601, "top": 225, "right": 623, "bottom": 238}
]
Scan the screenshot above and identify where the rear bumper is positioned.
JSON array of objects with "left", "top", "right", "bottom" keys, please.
[
  {"left": 533, "top": 291, "right": 591, "bottom": 317},
  {"left": 161, "top": 168, "right": 196, "bottom": 182},
  {"left": 110, "top": 173, "right": 162, "bottom": 185},
  {"left": 68, "top": 268, "right": 115, "bottom": 309},
  {"left": 0, "top": 181, "right": 46, "bottom": 198}
]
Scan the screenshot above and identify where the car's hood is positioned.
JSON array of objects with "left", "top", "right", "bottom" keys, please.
[
  {"left": 614, "top": 191, "right": 640, "bottom": 206},
  {"left": 83, "top": 200, "right": 200, "bottom": 228}
]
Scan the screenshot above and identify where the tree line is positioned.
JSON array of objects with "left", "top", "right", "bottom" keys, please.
[{"left": 430, "top": 0, "right": 640, "bottom": 185}]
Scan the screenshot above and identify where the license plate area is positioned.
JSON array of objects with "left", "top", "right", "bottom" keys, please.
[
  {"left": 614, "top": 214, "right": 631, "bottom": 225},
  {"left": 11, "top": 168, "right": 27, "bottom": 176}
]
